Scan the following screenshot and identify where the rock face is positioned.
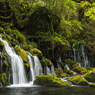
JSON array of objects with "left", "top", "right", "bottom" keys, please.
[
  {"left": 84, "top": 68, "right": 95, "bottom": 82},
  {"left": 68, "top": 75, "right": 89, "bottom": 86},
  {"left": 34, "top": 75, "right": 70, "bottom": 87}
]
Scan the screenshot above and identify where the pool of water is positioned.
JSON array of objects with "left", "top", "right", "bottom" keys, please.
[{"left": 0, "top": 86, "right": 95, "bottom": 95}]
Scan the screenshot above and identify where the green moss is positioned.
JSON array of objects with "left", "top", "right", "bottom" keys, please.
[
  {"left": 0, "top": 40, "right": 5, "bottom": 51},
  {"left": 0, "top": 73, "right": 8, "bottom": 86},
  {"left": 55, "top": 68, "right": 63, "bottom": 77},
  {"left": 24, "top": 63, "right": 30, "bottom": 68},
  {"left": 60, "top": 73, "right": 70, "bottom": 77},
  {"left": 84, "top": 68, "right": 95, "bottom": 82},
  {"left": 72, "top": 64, "right": 81, "bottom": 73},
  {"left": 68, "top": 75, "right": 89, "bottom": 86},
  {"left": 89, "top": 83, "right": 95, "bottom": 87},
  {"left": 14, "top": 46, "right": 28, "bottom": 63},
  {"left": 80, "top": 67, "right": 87, "bottom": 74},
  {"left": 63, "top": 70, "right": 73, "bottom": 75},
  {"left": 5, "top": 28, "right": 11, "bottom": 34},
  {"left": 64, "top": 59, "right": 77, "bottom": 69},
  {"left": 0, "top": 27, "right": 4, "bottom": 33},
  {"left": 41, "top": 57, "right": 51, "bottom": 66},
  {"left": 11, "top": 29, "right": 26, "bottom": 44},
  {"left": 34, "top": 75, "right": 70, "bottom": 87},
  {"left": 30, "top": 48, "right": 43, "bottom": 60}
]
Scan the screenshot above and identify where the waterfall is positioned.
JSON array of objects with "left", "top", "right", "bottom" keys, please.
[
  {"left": 0, "top": 35, "right": 27, "bottom": 84},
  {"left": 33, "top": 56, "right": 43, "bottom": 77},
  {"left": 81, "top": 44, "right": 90, "bottom": 68},
  {"left": 65, "top": 64, "right": 70, "bottom": 70},
  {"left": 65, "top": 64, "right": 76, "bottom": 75},
  {"left": 72, "top": 44, "right": 81, "bottom": 67},
  {"left": 51, "top": 63, "right": 56, "bottom": 75},
  {"left": 28, "top": 55, "right": 35, "bottom": 83}
]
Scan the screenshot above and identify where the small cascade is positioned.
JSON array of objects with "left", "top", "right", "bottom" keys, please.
[
  {"left": 33, "top": 56, "right": 43, "bottom": 77},
  {"left": 65, "top": 64, "right": 76, "bottom": 75},
  {"left": 72, "top": 44, "right": 81, "bottom": 67},
  {"left": 51, "top": 63, "right": 56, "bottom": 75},
  {"left": 46, "top": 66, "right": 51, "bottom": 75},
  {"left": 57, "top": 63, "right": 62, "bottom": 69},
  {"left": 65, "top": 64, "right": 70, "bottom": 70},
  {"left": 28, "top": 55, "right": 35, "bottom": 83},
  {"left": 0, "top": 35, "right": 27, "bottom": 85},
  {"left": 81, "top": 44, "right": 90, "bottom": 68}
]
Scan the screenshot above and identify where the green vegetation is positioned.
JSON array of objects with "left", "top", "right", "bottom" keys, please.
[
  {"left": 89, "top": 83, "right": 95, "bottom": 87},
  {"left": 68, "top": 75, "right": 89, "bottom": 86},
  {"left": 14, "top": 46, "right": 28, "bottom": 63},
  {"left": 0, "top": 73, "right": 8, "bottom": 86},
  {"left": 84, "top": 68, "right": 95, "bottom": 82},
  {"left": 34, "top": 75, "right": 70, "bottom": 86},
  {"left": 0, "top": 40, "right": 5, "bottom": 51}
]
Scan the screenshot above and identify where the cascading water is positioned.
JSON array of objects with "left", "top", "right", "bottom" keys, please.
[
  {"left": 51, "top": 63, "right": 56, "bottom": 75},
  {"left": 33, "top": 56, "right": 43, "bottom": 77},
  {"left": 0, "top": 35, "right": 27, "bottom": 85},
  {"left": 28, "top": 55, "right": 35, "bottom": 83},
  {"left": 72, "top": 44, "right": 81, "bottom": 67},
  {"left": 81, "top": 44, "right": 90, "bottom": 68},
  {"left": 65, "top": 64, "right": 76, "bottom": 75}
]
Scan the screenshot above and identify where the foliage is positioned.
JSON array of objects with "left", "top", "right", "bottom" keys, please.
[
  {"left": 68, "top": 75, "right": 89, "bottom": 86},
  {"left": 0, "top": 73, "right": 8, "bottom": 86},
  {"left": 0, "top": 40, "right": 5, "bottom": 51},
  {"left": 30, "top": 48, "right": 43, "bottom": 60},
  {"left": 84, "top": 68, "right": 95, "bottom": 82},
  {"left": 34, "top": 75, "right": 70, "bottom": 86},
  {"left": 14, "top": 46, "right": 28, "bottom": 63}
]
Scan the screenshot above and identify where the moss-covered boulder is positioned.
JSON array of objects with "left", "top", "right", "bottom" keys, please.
[
  {"left": 80, "top": 67, "right": 87, "bottom": 74},
  {"left": 68, "top": 75, "right": 89, "bottom": 86},
  {"left": 14, "top": 46, "right": 28, "bottom": 63},
  {"left": 30, "top": 48, "right": 43, "bottom": 60},
  {"left": 72, "top": 64, "right": 81, "bottom": 73},
  {"left": 0, "top": 40, "right": 5, "bottom": 51},
  {"left": 63, "top": 70, "right": 74, "bottom": 75},
  {"left": 60, "top": 73, "right": 70, "bottom": 77},
  {"left": 89, "top": 83, "right": 95, "bottom": 87},
  {"left": 0, "top": 27, "right": 4, "bottom": 33},
  {"left": 84, "top": 68, "right": 95, "bottom": 82},
  {"left": 34, "top": 75, "right": 70, "bottom": 87},
  {"left": 0, "top": 73, "right": 8, "bottom": 86}
]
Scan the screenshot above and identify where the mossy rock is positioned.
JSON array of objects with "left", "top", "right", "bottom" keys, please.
[
  {"left": 55, "top": 68, "right": 63, "bottom": 77},
  {"left": 63, "top": 70, "right": 74, "bottom": 75},
  {"left": 84, "top": 68, "right": 95, "bottom": 82},
  {"left": 30, "top": 48, "right": 43, "bottom": 60},
  {"left": 80, "top": 67, "right": 87, "bottom": 74},
  {"left": 64, "top": 59, "right": 77, "bottom": 68},
  {"left": 41, "top": 57, "right": 52, "bottom": 66},
  {"left": 5, "top": 28, "right": 11, "bottom": 34},
  {"left": 0, "top": 27, "right": 4, "bottom": 33},
  {"left": 24, "top": 63, "right": 30, "bottom": 73},
  {"left": 60, "top": 73, "right": 70, "bottom": 78},
  {"left": 0, "top": 73, "right": 8, "bottom": 86},
  {"left": 14, "top": 46, "right": 28, "bottom": 63},
  {"left": 68, "top": 75, "right": 89, "bottom": 86},
  {"left": 72, "top": 64, "right": 81, "bottom": 73},
  {"left": 0, "top": 40, "right": 5, "bottom": 51},
  {"left": 34, "top": 75, "right": 70, "bottom": 87},
  {"left": 89, "top": 83, "right": 95, "bottom": 87},
  {"left": 11, "top": 29, "right": 26, "bottom": 44}
]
